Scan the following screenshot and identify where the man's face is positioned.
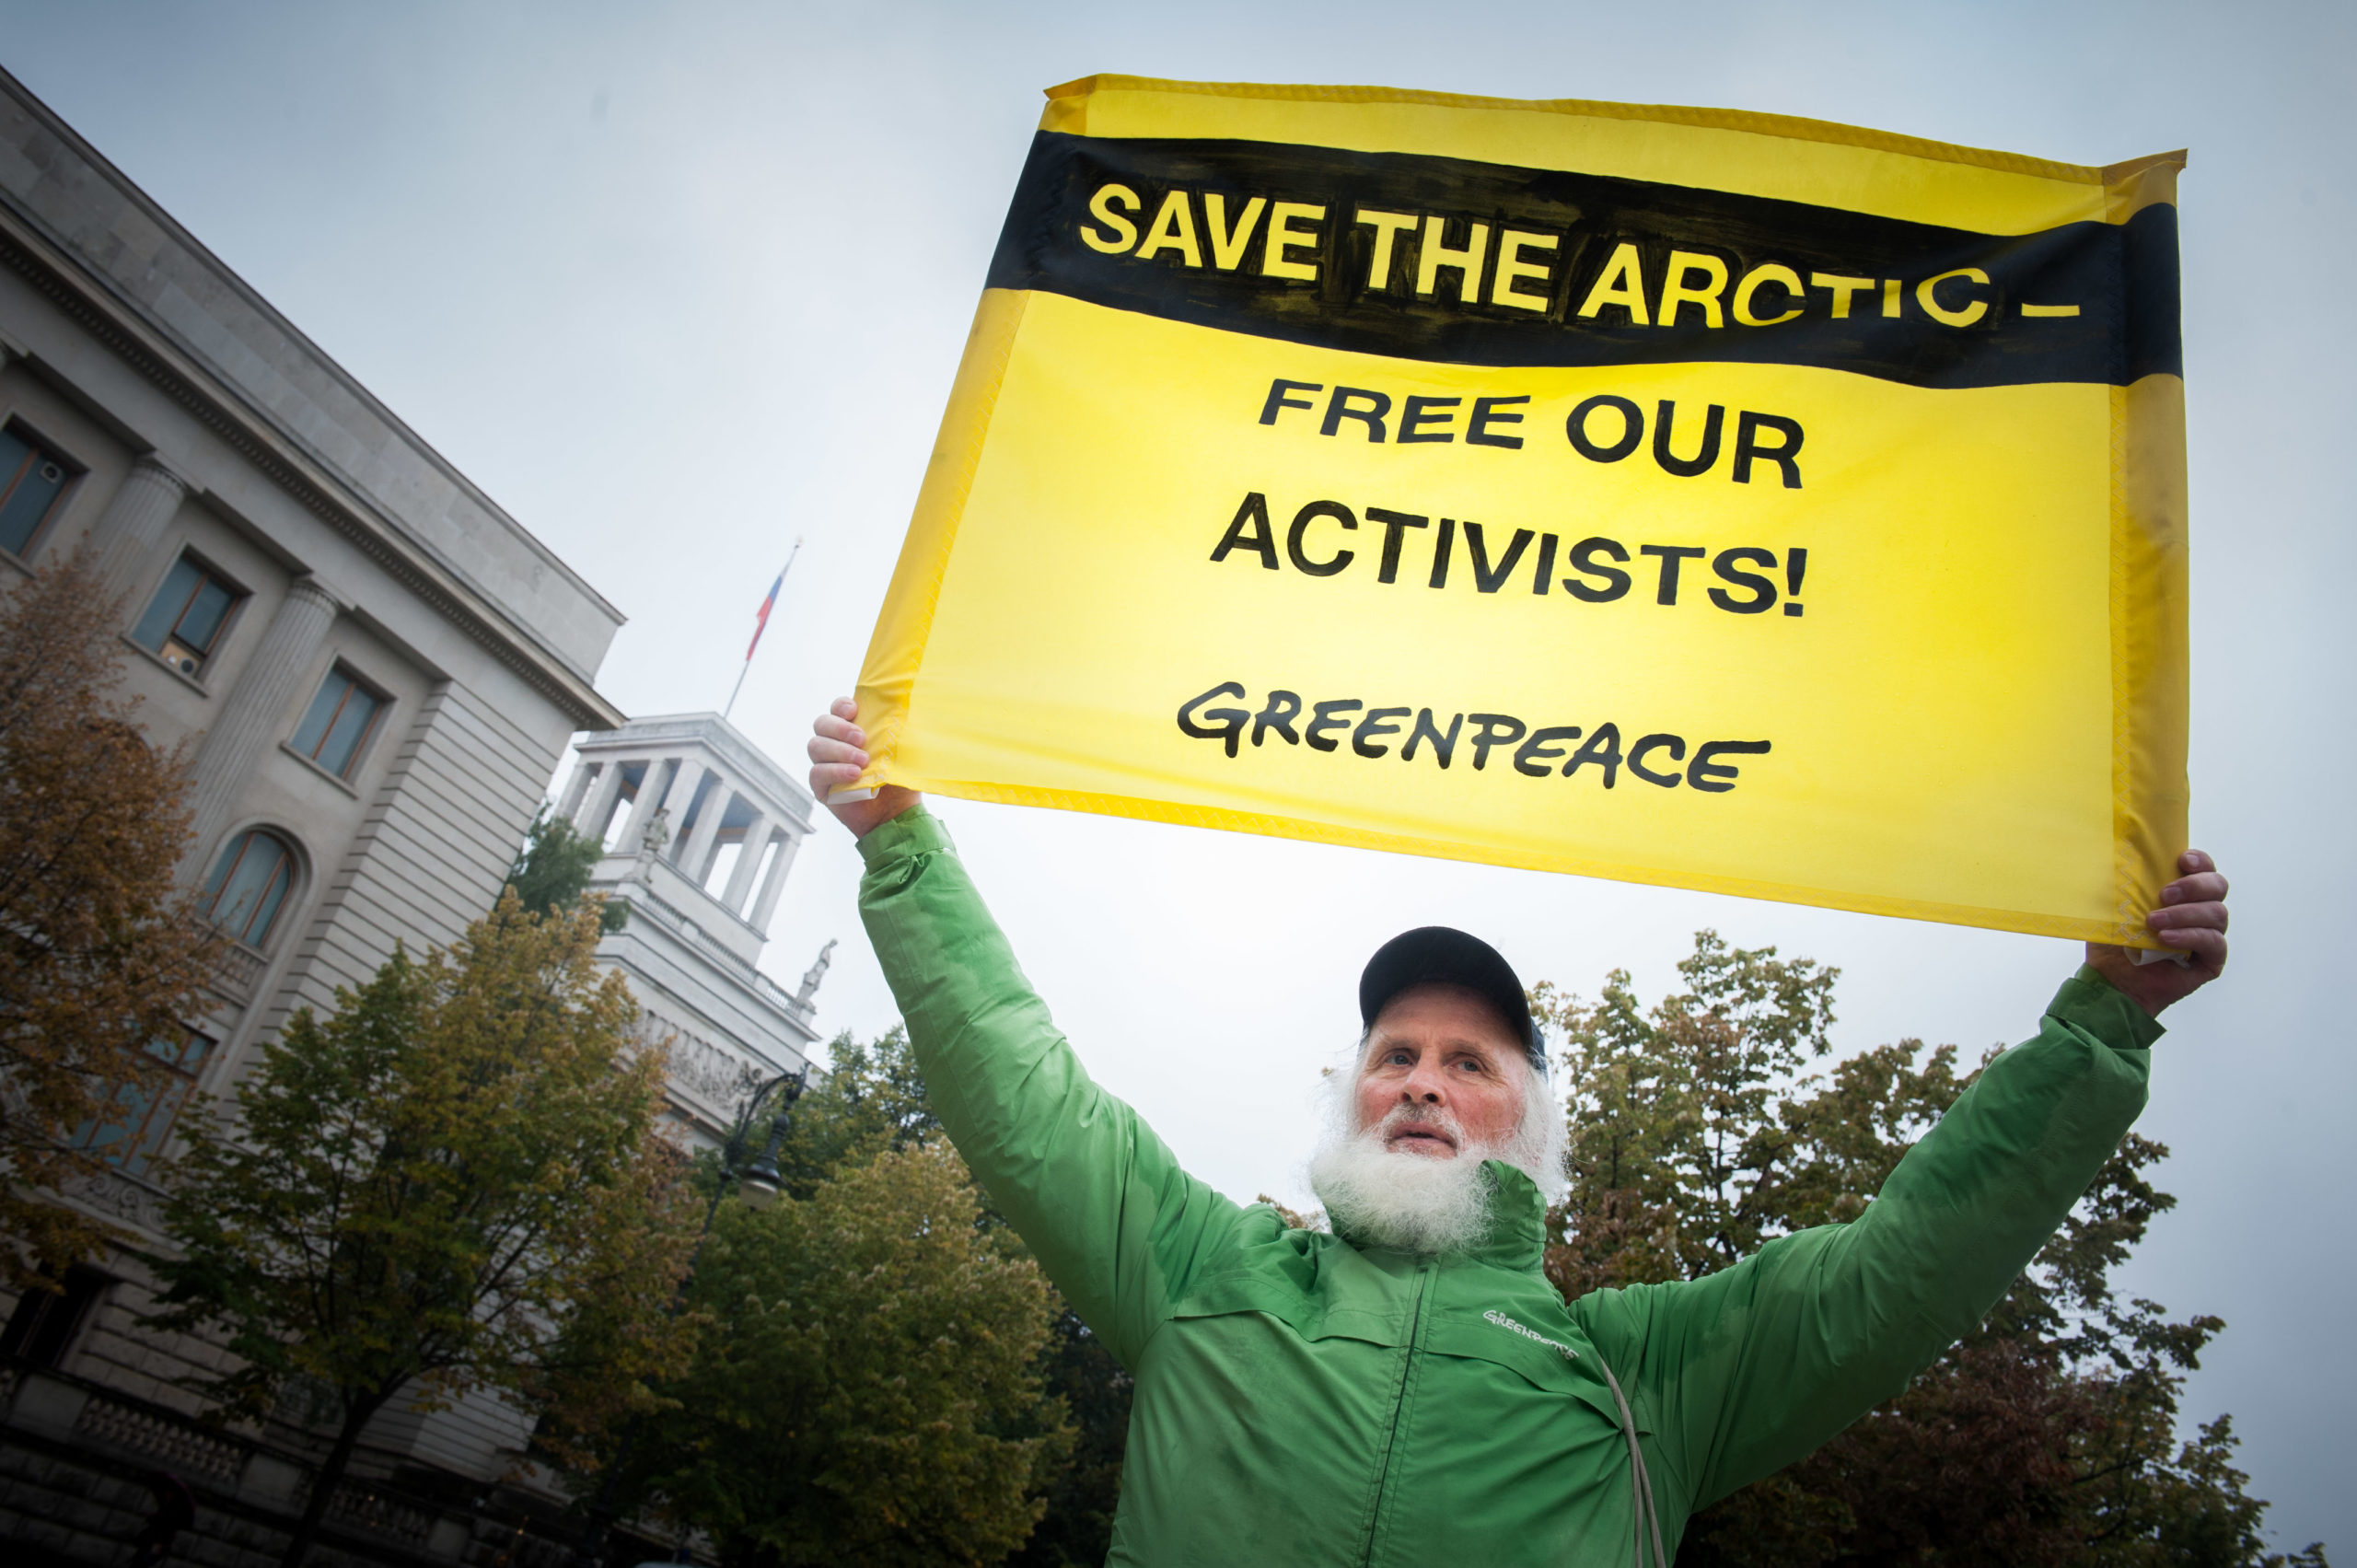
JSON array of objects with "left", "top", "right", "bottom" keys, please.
[{"left": 1353, "top": 984, "right": 1529, "bottom": 1158}]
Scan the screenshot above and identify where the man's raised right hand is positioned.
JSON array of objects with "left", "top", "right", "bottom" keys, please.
[{"left": 807, "top": 697, "right": 922, "bottom": 840}]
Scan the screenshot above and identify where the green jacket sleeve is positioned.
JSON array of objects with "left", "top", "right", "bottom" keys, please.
[
  {"left": 856, "top": 807, "right": 1243, "bottom": 1365},
  {"left": 1572, "top": 966, "right": 2160, "bottom": 1511}
]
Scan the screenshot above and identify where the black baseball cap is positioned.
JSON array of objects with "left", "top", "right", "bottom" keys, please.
[{"left": 1358, "top": 926, "right": 1544, "bottom": 1070}]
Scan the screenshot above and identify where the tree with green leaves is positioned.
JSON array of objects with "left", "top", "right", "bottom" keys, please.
[
  {"left": 617, "top": 1138, "right": 1072, "bottom": 1567},
  {"left": 1534, "top": 932, "right": 2325, "bottom": 1567},
  {"left": 508, "top": 802, "right": 627, "bottom": 930},
  {"left": 585, "top": 1027, "right": 1096, "bottom": 1568},
  {"left": 0, "top": 549, "right": 213, "bottom": 1286},
  {"left": 148, "top": 894, "right": 697, "bottom": 1568}
]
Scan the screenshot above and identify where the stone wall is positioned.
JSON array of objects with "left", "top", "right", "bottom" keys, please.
[{"left": 0, "top": 1360, "right": 666, "bottom": 1568}]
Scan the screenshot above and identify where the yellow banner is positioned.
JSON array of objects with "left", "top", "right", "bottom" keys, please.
[{"left": 848, "top": 77, "right": 2188, "bottom": 946}]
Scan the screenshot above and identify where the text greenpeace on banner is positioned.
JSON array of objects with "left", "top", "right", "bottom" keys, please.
[{"left": 845, "top": 77, "right": 2189, "bottom": 945}]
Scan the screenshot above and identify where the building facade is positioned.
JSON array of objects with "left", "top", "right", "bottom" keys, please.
[
  {"left": 559, "top": 713, "right": 825, "bottom": 1148},
  {"left": 0, "top": 65, "right": 681, "bottom": 1566}
]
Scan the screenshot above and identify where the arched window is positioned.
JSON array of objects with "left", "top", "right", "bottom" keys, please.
[{"left": 202, "top": 830, "right": 296, "bottom": 947}]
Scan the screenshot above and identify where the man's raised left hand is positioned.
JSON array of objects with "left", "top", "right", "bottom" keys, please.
[{"left": 2084, "top": 849, "right": 2229, "bottom": 1016}]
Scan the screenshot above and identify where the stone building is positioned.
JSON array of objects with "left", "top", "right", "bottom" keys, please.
[
  {"left": 0, "top": 64, "right": 695, "bottom": 1566},
  {"left": 557, "top": 713, "right": 824, "bottom": 1149}
]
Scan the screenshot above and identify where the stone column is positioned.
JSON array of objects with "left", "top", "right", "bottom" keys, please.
[
  {"left": 677, "top": 778, "right": 733, "bottom": 889},
  {"left": 87, "top": 453, "right": 192, "bottom": 605},
  {"left": 718, "top": 807, "right": 772, "bottom": 913},
  {"left": 574, "top": 761, "right": 627, "bottom": 842},
  {"left": 617, "top": 758, "right": 678, "bottom": 854},
  {"left": 656, "top": 761, "right": 708, "bottom": 867},
  {"left": 747, "top": 828, "right": 801, "bottom": 934},
  {"left": 180, "top": 575, "right": 340, "bottom": 875},
  {"left": 558, "top": 759, "right": 599, "bottom": 820}
]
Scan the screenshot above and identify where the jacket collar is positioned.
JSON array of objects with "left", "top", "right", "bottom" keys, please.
[{"left": 1470, "top": 1160, "right": 1551, "bottom": 1272}]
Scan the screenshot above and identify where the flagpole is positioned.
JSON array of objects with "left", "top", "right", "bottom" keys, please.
[{"left": 725, "top": 537, "right": 801, "bottom": 722}]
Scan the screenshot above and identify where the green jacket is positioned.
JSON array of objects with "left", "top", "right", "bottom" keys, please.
[{"left": 858, "top": 808, "right": 2159, "bottom": 1567}]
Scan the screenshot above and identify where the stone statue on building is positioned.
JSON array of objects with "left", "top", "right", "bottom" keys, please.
[
  {"left": 633, "top": 807, "right": 670, "bottom": 886},
  {"left": 795, "top": 938, "right": 837, "bottom": 1007}
]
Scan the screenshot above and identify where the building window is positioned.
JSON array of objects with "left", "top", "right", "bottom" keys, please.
[
  {"left": 132, "top": 553, "right": 245, "bottom": 679},
  {"left": 73, "top": 1029, "right": 216, "bottom": 1178},
  {"left": 0, "top": 1264, "right": 110, "bottom": 1369},
  {"left": 290, "top": 666, "right": 386, "bottom": 780},
  {"left": 202, "top": 829, "right": 296, "bottom": 947},
  {"left": 0, "top": 424, "right": 77, "bottom": 558}
]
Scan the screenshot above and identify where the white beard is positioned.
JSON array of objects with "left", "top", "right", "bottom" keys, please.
[{"left": 1306, "top": 1075, "right": 1566, "bottom": 1256}]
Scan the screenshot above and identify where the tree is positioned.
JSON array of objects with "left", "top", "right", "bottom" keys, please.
[
  {"left": 1533, "top": 932, "right": 2328, "bottom": 1567},
  {"left": 148, "top": 894, "right": 698, "bottom": 1568},
  {"left": 785, "top": 1028, "right": 1135, "bottom": 1568},
  {"left": 508, "top": 803, "right": 626, "bottom": 930},
  {"left": 0, "top": 549, "right": 213, "bottom": 1286},
  {"left": 1004, "top": 1307, "right": 1133, "bottom": 1568},
  {"left": 586, "top": 1028, "right": 1115, "bottom": 1567},
  {"left": 621, "top": 1140, "right": 1074, "bottom": 1567}
]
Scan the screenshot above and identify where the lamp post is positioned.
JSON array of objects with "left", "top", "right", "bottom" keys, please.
[{"left": 574, "top": 1066, "right": 807, "bottom": 1568}]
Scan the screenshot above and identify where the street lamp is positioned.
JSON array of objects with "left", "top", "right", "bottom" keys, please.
[
  {"left": 575, "top": 1063, "right": 807, "bottom": 1567},
  {"left": 707, "top": 1068, "right": 803, "bottom": 1219}
]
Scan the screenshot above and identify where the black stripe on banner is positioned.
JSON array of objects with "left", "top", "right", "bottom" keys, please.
[{"left": 983, "top": 132, "right": 2180, "bottom": 390}]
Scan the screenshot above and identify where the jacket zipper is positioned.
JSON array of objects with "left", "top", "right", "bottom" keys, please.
[{"left": 1357, "top": 1260, "right": 1434, "bottom": 1568}]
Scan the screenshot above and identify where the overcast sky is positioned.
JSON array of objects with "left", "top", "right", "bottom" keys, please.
[{"left": 5, "top": 0, "right": 2348, "bottom": 1551}]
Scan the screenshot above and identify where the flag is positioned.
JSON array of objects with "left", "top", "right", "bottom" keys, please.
[
  {"left": 747, "top": 568, "right": 784, "bottom": 664},
  {"left": 846, "top": 76, "right": 2187, "bottom": 947}
]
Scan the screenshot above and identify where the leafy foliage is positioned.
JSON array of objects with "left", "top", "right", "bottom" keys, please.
[
  {"left": 508, "top": 803, "right": 626, "bottom": 930},
  {"left": 150, "top": 894, "right": 696, "bottom": 1567},
  {"left": 1004, "top": 1307, "right": 1133, "bottom": 1568},
  {"left": 1534, "top": 932, "right": 2326, "bottom": 1567},
  {"left": 602, "top": 1027, "right": 1123, "bottom": 1568},
  {"left": 622, "top": 1139, "right": 1073, "bottom": 1568},
  {"left": 0, "top": 551, "right": 212, "bottom": 1286},
  {"left": 766, "top": 1024, "right": 940, "bottom": 1197}
]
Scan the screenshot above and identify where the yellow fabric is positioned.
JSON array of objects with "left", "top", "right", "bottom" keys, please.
[{"left": 849, "top": 80, "right": 2187, "bottom": 947}]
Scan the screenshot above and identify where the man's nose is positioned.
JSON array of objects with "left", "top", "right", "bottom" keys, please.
[{"left": 1399, "top": 1058, "right": 1450, "bottom": 1105}]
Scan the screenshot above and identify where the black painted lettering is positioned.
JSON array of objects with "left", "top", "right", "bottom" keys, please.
[
  {"left": 1321, "top": 386, "right": 1392, "bottom": 442},
  {"left": 1514, "top": 725, "right": 1581, "bottom": 777},
  {"left": 1639, "top": 544, "right": 1706, "bottom": 604},
  {"left": 1253, "top": 690, "right": 1303, "bottom": 747},
  {"left": 1708, "top": 548, "right": 1778, "bottom": 614},
  {"left": 1306, "top": 699, "right": 1363, "bottom": 752},
  {"left": 1211, "top": 492, "right": 1280, "bottom": 569},
  {"left": 1367, "top": 507, "right": 1431, "bottom": 585},
  {"left": 1178, "top": 682, "right": 1249, "bottom": 758},
  {"left": 1287, "top": 501, "right": 1358, "bottom": 576},
  {"left": 1652, "top": 401, "right": 1724, "bottom": 478},
  {"left": 1467, "top": 395, "right": 1530, "bottom": 449},
  {"left": 1733, "top": 412, "right": 1805, "bottom": 487},
  {"left": 1399, "top": 395, "right": 1460, "bottom": 444},
  {"left": 1562, "top": 723, "right": 1625, "bottom": 787},
  {"left": 1564, "top": 537, "right": 1632, "bottom": 602},
  {"left": 1353, "top": 706, "right": 1411, "bottom": 758},
  {"left": 1260, "top": 378, "right": 1321, "bottom": 425},
  {"left": 1567, "top": 394, "right": 1643, "bottom": 462},
  {"left": 1531, "top": 532, "right": 1560, "bottom": 596},
  {"left": 1627, "top": 733, "right": 1686, "bottom": 787},
  {"left": 1464, "top": 522, "right": 1536, "bottom": 593},
  {"left": 1466, "top": 713, "right": 1527, "bottom": 771},
  {"left": 1689, "top": 738, "right": 1771, "bottom": 793},
  {"left": 1428, "top": 517, "right": 1456, "bottom": 589},
  {"left": 1402, "top": 709, "right": 1464, "bottom": 768}
]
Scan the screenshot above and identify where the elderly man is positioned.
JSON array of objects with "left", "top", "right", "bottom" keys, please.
[{"left": 807, "top": 700, "right": 2230, "bottom": 1568}]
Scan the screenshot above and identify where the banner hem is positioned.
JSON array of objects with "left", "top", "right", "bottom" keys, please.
[
  {"left": 893, "top": 772, "right": 2168, "bottom": 948},
  {"left": 1040, "top": 74, "right": 2128, "bottom": 190}
]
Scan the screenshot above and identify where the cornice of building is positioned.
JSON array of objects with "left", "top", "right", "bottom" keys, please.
[
  {"left": 575, "top": 712, "right": 818, "bottom": 828},
  {"left": 0, "top": 67, "right": 626, "bottom": 729}
]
